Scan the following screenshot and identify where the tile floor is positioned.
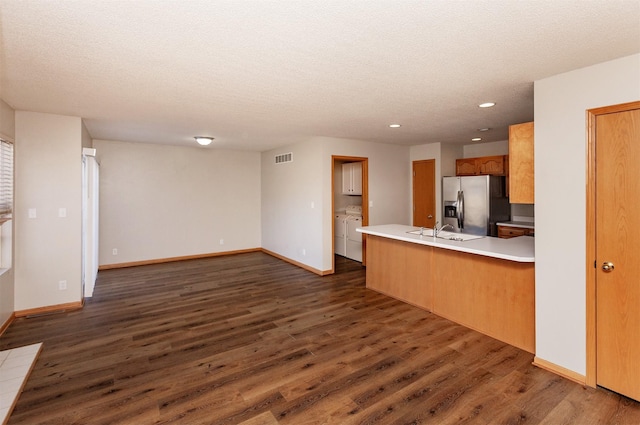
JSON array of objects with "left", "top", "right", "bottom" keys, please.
[{"left": 0, "top": 343, "right": 42, "bottom": 425}]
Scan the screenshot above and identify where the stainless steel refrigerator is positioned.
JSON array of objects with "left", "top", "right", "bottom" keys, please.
[{"left": 442, "top": 175, "right": 510, "bottom": 237}]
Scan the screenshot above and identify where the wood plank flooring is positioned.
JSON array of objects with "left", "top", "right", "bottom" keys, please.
[{"left": 1, "top": 252, "right": 639, "bottom": 424}]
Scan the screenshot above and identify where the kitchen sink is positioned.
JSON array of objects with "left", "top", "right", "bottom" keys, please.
[
  {"left": 406, "top": 229, "right": 484, "bottom": 241},
  {"left": 435, "top": 231, "right": 484, "bottom": 241},
  {"left": 407, "top": 228, "right": 435, "bottom": 236}
]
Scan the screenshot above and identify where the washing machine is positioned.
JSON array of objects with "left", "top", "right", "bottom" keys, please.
[
  {"left": 345, "top": 205, "right": 363, "bottom": 262},
  {"left": 334, "top": 213, "right": 348, "bottom": 257}
]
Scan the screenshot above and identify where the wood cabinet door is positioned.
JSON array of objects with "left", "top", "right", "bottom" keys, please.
[
  {"left": 477, "top": 155, "right": 507, "bottom": 176},
  {"left": 457, "top": 156, "right": 507, "bottom": 176},
  {"left": 456, "top": 158, "right": 477, "bottom": 176},
  {"left": 509, "top": 122, "right": 534, "bottom": 203},
  {"left": 595, "top": 107, "right": 640, "bottom": 401},
  {"left": 498, "top": 225, "right": 527, "bottom": 239}
]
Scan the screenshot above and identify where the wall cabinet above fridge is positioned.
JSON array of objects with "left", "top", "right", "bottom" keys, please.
[
  {"left": 342, "top": 162, "right": 362, "bottom": 195},
  {"left": 455, "top": 155, "right": 509, "bottom": 177}
]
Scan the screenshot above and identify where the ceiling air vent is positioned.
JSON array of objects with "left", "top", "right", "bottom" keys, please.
[{"left": 275, "top": 152, "right": 293, "bottom": 164}]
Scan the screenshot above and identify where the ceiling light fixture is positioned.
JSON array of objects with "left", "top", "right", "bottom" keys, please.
[
  {"left": 471, "top": 137, "right": 482, "bottom": 142},
  {"left": 478, "top": 102, "right": 496, "bottom": 108},
  {"left": 194, "top": 136, "right": 214, "bottom": 146},
  {"left": 389, "top": 124, "right": 401, "bottom": 128}
]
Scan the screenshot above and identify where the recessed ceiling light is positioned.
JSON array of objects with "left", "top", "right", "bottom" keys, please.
[
  {"left": 478, "top": 102, "right": 496, "bottom": 108},
  {"left": 471, "top": 137, "right": 482, "bottom": 142},
  {"left": 194, "top": 136, "right": 214, "bottom": 146},
  {"left": 389, "top": 124, "right": 401, "bottom": 128},
  {"left": 478, "top": 128, "right": 490, "bottom": 132}
]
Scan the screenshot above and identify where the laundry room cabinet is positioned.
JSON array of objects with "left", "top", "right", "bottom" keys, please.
[{"left": 342, "top": 162, "right": 363, "bottom": 195}]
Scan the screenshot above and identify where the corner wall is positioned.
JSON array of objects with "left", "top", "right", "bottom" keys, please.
[
  {"left": 94, "top": 140, "right": 261, "bottom": 265},
  {"left": 261, "top": 136, "right": 410, "bottom": 273},
  {"left": 0, "top": 99, "right": 15, "bottom": 326},
  {"left": 15, "top": 112, "right": 84, "bottom": 311},
  {"left": 534, "top": 53, "right": 640, "bottom": 376}
]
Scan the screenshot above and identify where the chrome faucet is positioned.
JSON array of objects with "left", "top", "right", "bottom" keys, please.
[{"left": 434, "top": 222, "right": 453, "bottom": 236}]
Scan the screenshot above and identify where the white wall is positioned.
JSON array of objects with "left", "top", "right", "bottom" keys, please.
[
  {"left": 322, "top": 138, "right": 410, "bottom": 271},
  {"left": 441, "top": 143, "right": 461, "bottom": 178},
  {"left": 462, "top": 140, "right": 508, "bottom": 158},
  {"left": 15, "top": 112, "right": 84, "bottom": 311},
  {"left": 94, "top": 140, "right": 261, "bottom": 265},
  {"left": 261, "top": 139, "right": 324, "bottom": 270},
  {"left": 262, "top": 136, "right": 410, "bottom": 273},
  {"left": 82, "top": 121, "right": 92, "bottom": 149},
  {"left": 0, "top": 99, "right": 15, "bottom": 325},
  {"left": 322, "top": 137, "right": 410, "bottom": 223},
  {"left": 535, "top": 53, "right": 640, "bottom": 375}
]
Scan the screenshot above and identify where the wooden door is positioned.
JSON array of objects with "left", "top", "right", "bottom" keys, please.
[
  {"left": 595, "top": 106, "right": 640, "bottom": 401},
  {"left": 413, "top": 159, "right": 436, "bottom": 228}
]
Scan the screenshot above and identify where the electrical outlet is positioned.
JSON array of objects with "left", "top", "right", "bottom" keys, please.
[
  {"left": 302, "top": 248, "right": 306, "bottom": 256},
  {"left": 112, "top": 248, "right": 118, "bottom": 255},
  {"left": 58, "top": 280, "right": 67, "bottom": 290},
  {"left": 219, "top": 239, "right": 224, "bottom": 245}
]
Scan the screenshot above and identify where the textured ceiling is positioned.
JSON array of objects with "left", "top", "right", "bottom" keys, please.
[{"left": 1, "top": 0, "right": 639, "bottom": 151}]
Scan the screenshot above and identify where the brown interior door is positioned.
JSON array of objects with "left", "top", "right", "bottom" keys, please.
[
  {"left": 413, "top": 159, "right": 436, "bottom": 228},
  {"left": 595, "top": 107, "right": 640, "bottom": 401}
]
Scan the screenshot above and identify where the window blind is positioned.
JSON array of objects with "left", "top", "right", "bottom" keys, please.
[{"left": 0, "top": 139, "right": 14, "bottom": 218}]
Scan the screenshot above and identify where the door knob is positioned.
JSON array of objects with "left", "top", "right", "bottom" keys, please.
[
  {"left": 428, "top": 215, "right": 433, "bottom": 219},
  {"left": 602, "top": 262, "right": 615, "bottom": 272}
]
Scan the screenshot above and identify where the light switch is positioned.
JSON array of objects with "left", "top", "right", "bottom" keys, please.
[
  {"left": 58, "top": 208, "right": 67, "bottom": 218},
  {"left": 28, "top": 208, "right": 37, "bottom": 218}
]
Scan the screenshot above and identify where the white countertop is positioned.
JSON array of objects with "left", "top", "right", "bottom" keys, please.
[
  {"left": 357, "top": 224, "right": 534, "bottom": 263},
  {"left": 496, "top": 221, "right": 535, "bottom": 230}
]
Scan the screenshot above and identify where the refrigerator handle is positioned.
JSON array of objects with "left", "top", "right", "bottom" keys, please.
[{"left": 457, "top": 190, "right": 464, "bottom": 229}]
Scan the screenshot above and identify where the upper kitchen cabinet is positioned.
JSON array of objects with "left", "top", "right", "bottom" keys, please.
[
  {"left": 456, "top": 155, "right": 508, "bottom": 176},
  {"left": 455, "top": 158, "right": 477, "bottom": 176},
  {"left": 509, "top": 122, "right": 534, "bottom": 204},
  {"left": 342, "top": 161, "right": 362, "bottom": 195}
]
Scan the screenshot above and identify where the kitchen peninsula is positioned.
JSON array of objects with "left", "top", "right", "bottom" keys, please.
[{"left": 357, "top": 224, "right": 535, "bottom": 353}]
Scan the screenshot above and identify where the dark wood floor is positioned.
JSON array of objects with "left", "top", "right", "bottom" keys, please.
[{"left": 2, "top": 252, "right": 639, "bottom": 424}]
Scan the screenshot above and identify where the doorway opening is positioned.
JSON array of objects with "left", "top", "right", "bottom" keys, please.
[{"left": 331, "top": 156, "right": 368, "bottom": 273}]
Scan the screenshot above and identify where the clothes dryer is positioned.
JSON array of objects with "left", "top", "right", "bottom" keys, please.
[
  {"left": 334, "top": 213, "right": 348, "bottom": 257},
  {"left": 345, "top": 205, "right": 363, "bottom": 262},
  {"left": 346, "top": 215, "right": 362, "bottom": 262}
]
